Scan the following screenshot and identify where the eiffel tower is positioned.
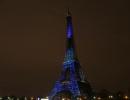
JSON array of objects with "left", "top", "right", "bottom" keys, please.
[{"left": 49, "top": 10, "right": 92, "bottom": 100}]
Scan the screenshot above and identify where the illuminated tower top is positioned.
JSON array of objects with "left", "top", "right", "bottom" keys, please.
[
  {"left": 64, "top": 9, "right": 77, "bottom": 64},
  {"left": 66, "top": 9, "right": 73, "bottom": 39}
]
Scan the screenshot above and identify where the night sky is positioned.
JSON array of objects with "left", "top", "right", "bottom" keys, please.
[{"left": 0, "top": 0, "right": 130, "bottom": 96}]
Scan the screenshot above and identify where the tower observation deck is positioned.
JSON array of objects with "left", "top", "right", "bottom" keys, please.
[{"left": 49, "top": 11, "right": 92, "bottom": 100}]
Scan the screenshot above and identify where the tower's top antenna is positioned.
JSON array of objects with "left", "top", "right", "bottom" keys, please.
[{"left": 67, "top": 8, "right": 71, "bottom": 16}]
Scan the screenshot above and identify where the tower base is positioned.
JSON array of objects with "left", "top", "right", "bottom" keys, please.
[{"left": 49, "top": 80, "right": 92, "bottom": 100}]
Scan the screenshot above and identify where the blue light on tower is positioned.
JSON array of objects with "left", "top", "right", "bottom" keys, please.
[
  {"left": 66, "top": 16, "right": 73, "bottom": 39},
  {"left": 67, "top": 24, "right": 73, "bottom": 38}
]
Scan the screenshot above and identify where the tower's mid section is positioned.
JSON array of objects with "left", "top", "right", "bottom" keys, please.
[{"left": 49, "top": 11, "right": 92, "bottom": 100}]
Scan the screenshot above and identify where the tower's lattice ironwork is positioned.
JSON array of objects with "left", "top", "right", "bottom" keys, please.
[{"left": 49, "top": 11, "right": 92, "bottom": 100}]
